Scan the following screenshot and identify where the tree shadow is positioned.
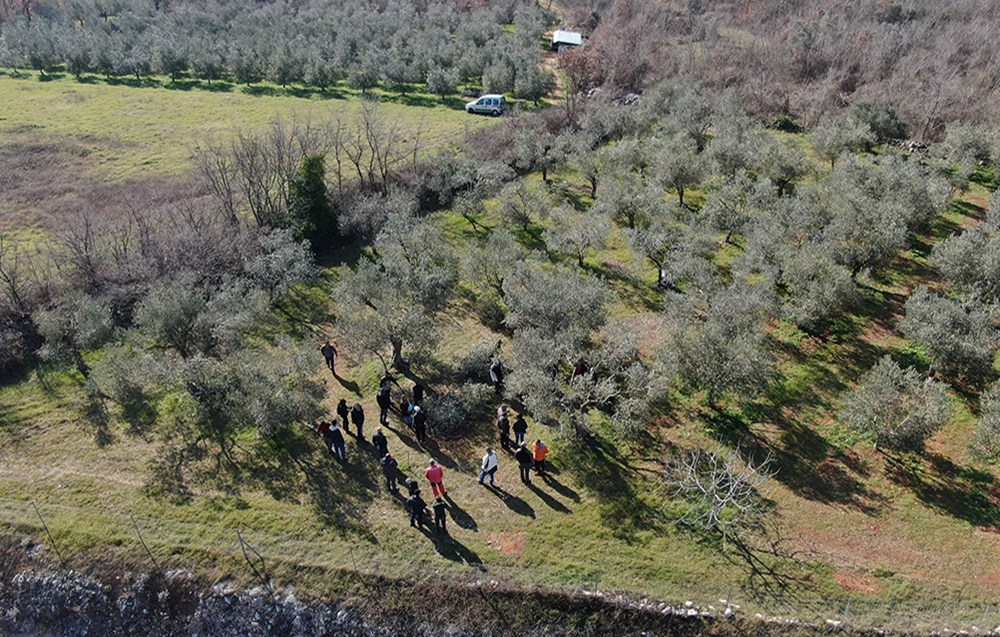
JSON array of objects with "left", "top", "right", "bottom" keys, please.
[
  {"left": 558, "top": 434, "right": 663, "bottom": 537},
  {"left": 485, "top": 485, "right": 536, "bottom": 518},
  {"left": 884, "top": 452, "right": 1000, "bottom": 530},
  {"left": 163, "top": 79, "right": 235, "bottom": 93},
  {"left": 526, "top": 481, "right": 572, "bottom": 514},
  {"left": 244, "top": 430, "right": 380, "bottom": 540}
]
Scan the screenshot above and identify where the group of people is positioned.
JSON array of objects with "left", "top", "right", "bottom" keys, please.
[
  {"left": 316, "top": 400, "right": 367, "bottom": 460},
  {"left": 496, "top": 404, "right": 548, "bottom": 483},
  {"left": 315, "top": 341, "right": 553, "bottom": 536}
]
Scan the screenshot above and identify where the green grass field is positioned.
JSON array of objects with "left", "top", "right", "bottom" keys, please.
[{"left": 2, "top": 71, "right": 1000, "bottom": 633}]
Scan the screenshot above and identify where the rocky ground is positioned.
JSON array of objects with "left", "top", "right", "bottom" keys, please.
[{"left": 0, "top": 538, "right": 928, "bottom": 637}]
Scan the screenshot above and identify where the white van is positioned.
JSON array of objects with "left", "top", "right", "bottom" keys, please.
[{"left": 465, "top": 94, "right": 507, "bottom": 116}]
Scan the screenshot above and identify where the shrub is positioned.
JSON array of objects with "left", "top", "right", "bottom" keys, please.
[
  {"left": 425, "top": 382, "right": 493, "bottom": 439},
  {"left": 455, "top": 342, "right": 498, "bottom": 384}
]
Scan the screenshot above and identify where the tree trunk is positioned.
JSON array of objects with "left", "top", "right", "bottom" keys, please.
[
  {"left": 390, "top": 337, "right": 404, "bottom": 370},
  {"left": 72, "top": 348, "right": 90, "bottom": 379}
]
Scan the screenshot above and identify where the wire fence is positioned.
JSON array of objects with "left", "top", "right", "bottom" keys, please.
[{"left": 1, "top": 495, "right": 997, "bottom": 635}]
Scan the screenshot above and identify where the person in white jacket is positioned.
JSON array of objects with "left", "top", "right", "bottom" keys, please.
[{"left": 478, "top": 447, "right": 499, "bottom": 486}]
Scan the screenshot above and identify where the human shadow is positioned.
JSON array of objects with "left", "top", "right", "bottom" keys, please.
[
  {"left": 526, "top": 482, "right": 572, "bottom": 514},
  {"left": 333, "top": 373, "right": 361, "bottom": 396},
  {"left": 417, "top": 437, "right": 462, "bottom": 471},
  {"left": 539, "top": 471, "right": 580, "bottom": 503},
  {"left": 444, "top": 496, "right": 479, "bottom": 531},
  {"left": 422, "top": 527, "right": 484, "bottom": 565},
  {"left": 486, "top": 485, "right": 535, "bottom": 518}
]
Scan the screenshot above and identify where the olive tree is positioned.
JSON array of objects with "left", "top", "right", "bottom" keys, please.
[
  {"left": 665, "top": 283, "right": 775, "bottom": 409},
  {"left": 651, "top": 132, "right": 707, "bottom": 208},
  {"left": 134, "top": 274, "right": 268, "bottom": 359},
  {"left": 808, "top": 114, "right": 873, "bottom": 167},
  {"left": 975, "top": 380, "right": 1000, "bottom": 459},
  {"left": 335, "top": 214, "right": 457, "bottom": 369},
  {"left": 544, "top": 206, "right": 611, "bottom": 268},
  {"left": 839, "top": 356, "right": 953, "bottom": 452},
  {"left": 463, "top": 229, "right": 527, "bottom": 301},
  {"left": 932, "top": 225, "right": 1000, "bottom": 303},
  {"left": 899, "top": 286, "right": 996, "bottom": 383},
  {"left": 776, "top": 243, "right": 858, "bottom": 331},
  {"left": 33, "top": 292, "right": 114, "bottom": 378}
]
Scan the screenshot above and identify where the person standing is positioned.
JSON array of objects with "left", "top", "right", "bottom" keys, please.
[
  {"left": 424, "top": 459, "right": 446, "bottom": 497},
  {"left": 336, "top": 399, "right": 350, "bottom": 429},
  {"left": 380, "top": 370, "right": 393, "bottom": 391},
  {"left": 404, "top": 477, "right": 420, "bottom": 496},
  {"left": 512, "top": 414, "right": 528, "bottom": 446},
  {"left": 479, "top": 447, "right": 499, "bottom": 486},
  {"left": 412, "top": 405, "right": 427, "bottom": 445},
  {"left": 350, "top": 403, "right": 365, "bottom": 441},
  {"left": 316, "top": 420, "right": 333, "bottom": 452},
  {"left": 319, "top": 340, "right": 337, "bottom": 373},
  {"left": 400, "top": 396, "right": 413, "bottom": 426},
  {"left": 497, "top": 413, "right": 511, "bottom": 451},
  {"left": 372, "top": 427, "right": 388, "bottom": 458},
  {"left": 407, "top": 490, "right": 426, "bottom": 528},
  {"left": 514, "top": 443, "right": 533, "bottom": 483},
  {"left": 433, "top": 497, "right": 447, "bottom": 534},
  {"left": 329, "top": 423, "right": 346, "bottom": 461},
  {"left": 531, "top": 439, "right": 548, "bottom": 475},
  {"left": 489, "top": 357, "right": 504, "bottom": 392},
  {"left": 412, "top": 382, "right": 425, "bottom": 405},
  {"left": 380, "top": 453, "right": 398, "bottom": 492},
  {"left": 376, "top": 386, "right": 391, "bottom": 425}
]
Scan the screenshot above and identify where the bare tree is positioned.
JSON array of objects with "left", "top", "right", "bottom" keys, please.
[{"left": 664, "top": 444, "right": 776, "bottom": 543}]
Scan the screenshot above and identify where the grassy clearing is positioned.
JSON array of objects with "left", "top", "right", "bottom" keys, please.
[{"left": 0, "top": 70, "right": 482, "bottom": 181}]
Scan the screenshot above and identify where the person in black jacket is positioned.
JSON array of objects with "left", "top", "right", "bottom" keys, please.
[
  {"left": 412, "top": 405, "right": 427, "bottom": 445},
  {"left": 412, "top": 382, "right": 425, "bottom": 405},
  {"left": 497, "top": 414, "right": 511, "bottom": 451},
  {"left": 380, "top": 453, "right": 398, "bottom": 492},
  {"left": 350, "top": 403, "right": 365, "bottom": 441},
  {"left": 372, "top": 427, "right": 388, "bottom": 457},
  {"left": 512, "top": 414, "right": 528, "bottom": 446},
  {"left": 336, "top": 399, "right": 349, "bottom": 429},
  {"left": 376, "top": 387, "right": 391, "bottom": 425},
  {"left": 433, "top": 497, "right": 447, "bottom": 534},
  {"left": 404, "top": 477, "right": 420, "bottom": 496},
  {"left": 514, "top": 443, "right": 533, "bottom": 483},
  {"left": 319, "top": 340, "right": 337, "bottom": 373},
  {"left": 407, "top": 491, "right": 426, "bottom": 528}
]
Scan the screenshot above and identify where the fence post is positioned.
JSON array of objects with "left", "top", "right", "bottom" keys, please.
[
  {"left": 130, "top": 514, "right": 159, "bottom": 570},
  {"left": 30, "top": 501, "right": 67, "bottom": 570}
]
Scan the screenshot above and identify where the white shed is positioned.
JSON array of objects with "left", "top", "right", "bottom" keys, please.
[{"left": 551, "top": 30, "right": 583, "bottom": 52}]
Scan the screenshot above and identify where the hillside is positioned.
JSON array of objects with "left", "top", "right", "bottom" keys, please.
[{"left": 2, "top": 1, "right": 1000, "bottom": 635}]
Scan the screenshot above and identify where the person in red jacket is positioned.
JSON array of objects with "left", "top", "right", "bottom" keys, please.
[{"left": 424, "top": 459, "right": 446, "bottom": 497}]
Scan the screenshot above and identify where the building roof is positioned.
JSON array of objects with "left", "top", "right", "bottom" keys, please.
[{"left": 552, "top": 30, "right": 583, "bottom": 46}]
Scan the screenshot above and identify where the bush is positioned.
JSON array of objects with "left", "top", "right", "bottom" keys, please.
[
  {"left": 455, "top": 341, "right": 499, "bottom": 384},
  {"left": 474, "top": 292, "right": 507, "bottom": 333},
  {"left": 425, "top": 382, "right": 494, "bottom": 439}
]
